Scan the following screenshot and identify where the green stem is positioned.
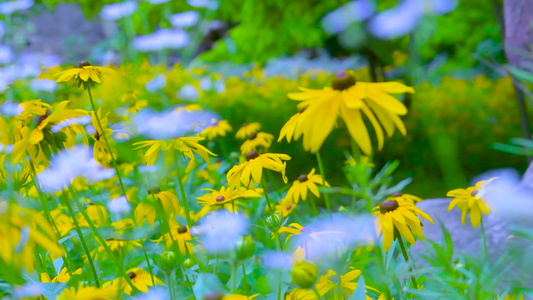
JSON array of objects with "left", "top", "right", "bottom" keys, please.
[
  {"left": 373, "top": 247, "right": 393, "bottom": 300},
  {"left": 315, "top": 151, "right": 331, "bottom": 211},
  {"left": 241, "top": 264, "right": 248, "bottom": 294},
  {"left": 260, "top": 179, "right": 274, "bottom": 213},
  {"left": 175, "top": 155, "right": 192, "bottom": 227},
  {"left": 480, "top": 219, "right": 489, "bottom": 258},
  {"left": 277, "top": 270, "right": 282, "bottom": 300},
  {"left": 60, "top": 193, "right": 100, "bottom": 287},
  {"left": 396, "top": 234, "right": 418, "bottom": 290},
  {"left": 308, "top": 194, "right": 319, "bottom": 215},
  {"left": 231, "top": 260, "right": 238, "bottom": 292}
]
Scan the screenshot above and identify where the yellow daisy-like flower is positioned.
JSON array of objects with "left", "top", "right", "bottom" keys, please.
[
  {"left": 134, "top": 202, "right": 158, "bottom": 226},
  {"left": 157, "top": 221, "right": 194, "bottom": 255},
  {"left": 77, "top": 202, "right": 109, "bottom": 228},
  {"left": 372, "top": 198, "right": 433, "bottom": 252},
  {"left": 201, "top": 119, "right": 233, "bottom": 140},
  {"left": 29, "top": 100, "right": 87, "bottom": 145},
  {"left": 91, "top": 108, "right": 114, "bottom": 167},
  {"left": 240, "top": 132, "right": 274, "bottom": 154},
  {"left": 236, "top": 122, "right": 261, "bottom": 139},
  {"left": 447, "top": 178, "right": 495, "bottom": 228},
  {"left": 278, "top": 222, "right": 304, "bottom": 242},
  {"left": 147, "top": 188, "right": 181, "bottom": 221},
  {"left": 56, "top": 284, "right": 116, "bottom": 300},
  {"left": 286, "top": 169, "right": 329, "bottom": 203},
  {"left": 287, "top": 71, "right": 414, "bottom": 154},
  {"left": 226, "top": 151, "right": 291, "bottom": 188},
  {"left": 285, "top": 288, "right": 317, "bottom": 300},
  {"left": 197, "top": 186, "right": 262, "bottom": 212},
  {"left": 223, "top": 294, "right": 260, "bottom": 300},
  {"left": 41, "top": 267, "right": 82, "bottom": 283},
  {"left": 55, "top": 61, "right": 114, "bottom": 89},
  {"left": 278, "top": 108, "right": 305, "bottom": 143},
  {"left": 391, "top": 193, "right": 423, "bottom": 204},
  {"left": 275, "top": 197, "right": 296, "bottom": 217},
  {"left": 91, "top": 238, "right": 142, "bottom": 260},
  {"left": 315, "top": 269, "right": 376, "bottom": 299},
  {"left": 111, "top": 267, "right": 163, "bottom": 295}
]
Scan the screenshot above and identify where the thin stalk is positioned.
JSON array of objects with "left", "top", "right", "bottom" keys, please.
[
  {"left": 277, "top": 270, "right": 282, "bottom": 300},
  {"left": 175, "top": 155, "right": 192, "bottom": 227},
  {"left": 308, "top": 193, "right": 319, "bottom": 216},
  {"left": 260, "top": 179, "right": 274, "bottom": 213},
  {"left": 166, "top": 271, "right": 177, "bottom": 300},
  {"left": 241, "top": 264, "right": 249, "bottom": 294},
  {"left": 480, "top": 219, "right": 489, "bottom": 258},
  {"left": 396, "top": 234, "right": 418, "bottom": 291},
  {"left": 60, "top": 193, "right": 100, "bottom": 287},
  {"left": 315, "top": 151, "right": 331, "bottom": 211},
  {"left": 231, "top": 260, "right": 238, "bottom": 292}
]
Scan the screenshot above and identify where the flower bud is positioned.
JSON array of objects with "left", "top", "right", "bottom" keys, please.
[
  {"left": 290, "top": 261, "right": 318, "bottom": 289},
  {"left": 265, "top": 213, "right": 282, "bottom": 231},
  {"left": 235, "top": 236, "right": 255, "bottom": 260},
  {"left": 183, "top": 258, "right": 195, "bottom": 269},
  {"left": 159, "top": 251, "right": 177, "bottom": 272}
]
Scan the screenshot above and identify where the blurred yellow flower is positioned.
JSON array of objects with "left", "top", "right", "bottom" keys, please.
[
  {"left": 201, "top": 119, "right": 233, "bottom": 140},
  {"left": 91, "top": 109, "right": 114, "bottom": 167},
  {"left": 236, "top": 122, "right": 261, "bottom": 139},
  {"left": 315, "top": 269, "right": 375, "bottom": 299},
  {"left": 56, "top": 61, "right": 114, "bottom": 89},
  {"left": 285, "top": 288, "right": 317, "bottom": 300},
  {"left": 286, "top": 169, "right": 329, "bottom": 203},
  {"left": 227, "top": 151, "right": 291, "bottom": 188},
  {"left": 240, "top": 132, "right": 274, "bottom": 154},
  {"left": 275, "top": 197, "right": 296, "bottom": 217},
  {"left": 287, "top": 71, "right": 413, "bottom": 154},
  {"left": 278, "top": 222, "right": 304, "bottom": 242},
  {"left": 197, "top": 186, "right": 262, "bottom": 212},
  {"left": 41, "top": 267, "right": 82, "bottom": 283},
  {"left": 373, "top": 198, "right": 433, "bottom": 252},
  {"left": 278, "top": 108, "right": 304, "bottom": 143},
  {"left": 56, "top": 284, "right": 116, "bottom": 300},
  {"left": 447, "top": 178, "right": 495, "bottom": 228},
  {"left": 223, "top": 294, "right": 259, "bottom": 300},
  {"left": 77, "top": 202, "right": 109, "bottom": 227},
  {"left": 111, "top": 267, "right": 163, "bottom": 295},
  {"left": 157, "top": 221, "right": 194, "bottom": 255}
]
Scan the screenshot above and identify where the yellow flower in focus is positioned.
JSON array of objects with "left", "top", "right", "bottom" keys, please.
[
  {"left": 56, "top": 284, "right": 116, "bottom": 300},
  {"left": 197, "top": 186, "right": 262, "bottom": 212},
  {"left": 236, "top": 122, "right": 261, "bottom": 139},
  {"left": 391, "top": 193, "right": 423, "bottom": 204},
  {"left": 201, "top": 119, "right": 233, "bottom": 140},
  {"left": 240, "top": 132, "right": 274, "bottom": 154},
  {"left": 315, "top": 269, "right": 375, "bottom": 299},
  {"left": 447, "top": 178, "right": 495, "bottom": 228},
  {"left": 227, "top": 151, "right": 291, "bottom": 188},
  {"left": 157, "top": 221, "right": 194, "bottom": 255},
  {"left": 111, "top": 268, "right": 163, "bottom": 295},
  {"left": 287, "top": 71, "right": 414, "bottom": 154},
  {"left": 41, "top": 267, "right": 82, "bottom": 283},
  {"left": 286, "top": 288, "right": 317, "bottom": 300},
  {"left": 372, "top": 198, "right": 433, "bottom": 252},
  {"left": 286, "top": 169, "right": 329, "bottom": 203},
  {"left": 55, "top": 61, "right": 114, "bottom": 89},
  {"left": 275, "top": 197, "right": 296, "bottom": 217}
]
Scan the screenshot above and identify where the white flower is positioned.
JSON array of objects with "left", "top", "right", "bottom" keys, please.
[
  {"left": 37, "top": 146, "right": 115, "bottom": 193},
  {"left": 14, "top": 282, "right": 42, "bottom": 299},
  {"left": 145, "top": 74, "right": 166, "bottom": 92},
  {"left": 193, "top": 211, "right": 249, "bottom": 254},
  {"left": 177, "top": 84, "right": 199, "bottom": 101},
  {"left": 30, "top": 79, "right": 57, "bottom": 92},
  {"left": 0, "top": 0, "right": 33, "bottom": 15},
  {"left": 133, "top": 29, "right": 189, "bottom": 52},
  {"left": 170, "top": 11, "right": 199, "bottom": 27},
  {"left": 108, "top": 196, "right": 131, "bottom": 214},
  {"left": 101, "top": 1, "right": 137, "bottom": 21},
  {"left": 483, "top": 170, "right": 533, "bottom": 220}
]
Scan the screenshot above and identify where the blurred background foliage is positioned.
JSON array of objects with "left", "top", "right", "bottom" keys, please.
[{"left": 5, "top": 0, "right": 529, "bottom": 198}]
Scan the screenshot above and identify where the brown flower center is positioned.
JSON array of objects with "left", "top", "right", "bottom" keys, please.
[
  {"left": 36, "top": 112, "right": 50, "bottom": 126},
  {"left": 249, "top": 133, "right": 257, "bottom": 140},
  {"left": 298, "top": 106, "right": 307, "bottom": 114},
  {"left": 331, "top": 71, "right": 356, "bottom": 91},
  {"left": 177, "top": 226, "right": 188, "bottom": 234},
  {"left": 298, "top": 174, "right": 308, "bottom": 182},
  {"left": 216, "top": 196, "right": 225, "bottom": 202},
  {"left": 286, "top": 205, "right": 292, "bottom": 210},
  {"left": 78, "top": 60, "right": 91, "bottom": 68},
  {"left": 379, "top": 200, "right": 399, "bottom": 214},
  {"left": 127, "top": 272, "right": 136, "bottom": 279},
  {"left": 94, "top": 131, "right": 101, "bottom": 141},
  {"left": 246, "top": 151, "right": 259, "bottom": 161}
]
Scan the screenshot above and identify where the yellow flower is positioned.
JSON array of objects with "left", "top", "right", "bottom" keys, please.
[
  {"left": 236, "top": 122, "right": 261, "bottom": 139},
  {"left": 240, "top": 132, "right": 274, "bottom": 154},
  {"left": 92, "top": 238, "right": 142, "bottom": 260},
  {"left": 111, "top": 218, "right": 135, "bottom": 234},
  {"left": 197, "top": 186, "right": 262, "bottom": 212},
  {"left": 201, "top": 119, "right": 233, "bottom": 140},
  {"left": 227, "top": 151, "right": 291, "bottom": 188},
  {"left": 30, "top": 100, "right": 87, "bottom": 145},
  {"left": 275, "top": 197, "right": 296, "bottom": 217},
  {"left": 91, "top": 109, "right": 114, "bottom": 167},
  {"left": 77, "top": 202, "right": 109, "bottom": 227},
  {"left": 391, "top": 193, "right": 422, "bottom": 204},
  {"left": 286, "top": 169, "right": 329, "bottom": 203},
  {"left": 223, "top": 294, "right": 259, "bottom": 300},
  {"left": 372, "top": 198, "right": 433, "bottom": 252},
  {"left": 447, "top": 178, "right": 495, "bottom": 227},
  {"left": 278, "top": 108, "right": 305, "bottom": 143},
  {"left": 286, "top": 288, "right": 317, "bottom": 300},
  {"left": 147, "top": 188, "right": 181, "bottom": 221},
  {"left": 157, "top": 220, "right": 194, "bottom": 255},
  {"left": 134, "top": 202, "right": 158, "bottom": 226},
  {"left": 315, "top": 269, "right": 376, "bottom": 299},
  {"left": 110, "top": 268, "right": 163, "bottom": 295},
  {"left": 56, "top": 61, "right": 114, "bottom": 89},
  {"left": 56, "top": 284, "right": 116, "bottom": 300},
  {"left": 287, "top": 71, "right": 414, "bottom": 154},
  {"left": 345, "top": 156, "right": 374, "bottom": 168},
  {"left": 41, "top": 267, "right": 82, "bottom": 283},
  {"left": 278, "top": 222, "right": 304, "bottom": 242}
]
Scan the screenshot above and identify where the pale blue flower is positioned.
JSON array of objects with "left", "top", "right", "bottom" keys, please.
[
  {"left": 192, "top": 211, "right": 249, "bottom": 254},
  {"left": 108, "top": 196, "right": 131, "bottom": 214},
  {"left": 0, "top": 0, "right": 34, "bottom": 15},
  {"left": 145, "top": 0, "right": 170, "bottom": 4},
  {"left": 133, "top": 29, "right": 189, "bottom": 52},
  {"left": 170, "top": 11, "right": 199, "bottom": 27},
  {"left": 321, "top": 0, "right": 376, "bottom": 34},
  {"left": 483, "top": 170, "right": 533, "bottom": 219},
  {"left": 187, "top": 0, "right": 219, "bottom": 10},
  {"left": 31, "top": 79, "right": 57, "bottom": 92},
  {"left": 177, "top": 83, "right": 199, "bottom": 101},
  {"left": 261, "top": 251, "right": 293, "bottom": 270},
  {"left": 145, "top": 74, "right": 166, "bottom": 92},
  {"left": 135, "top": 286, "right": 169, "bottom": 300},
  {"left": 101, "top": 1, "right": 137, "bottom": 21},
  {"left": 37, "top": 146, "right": 115, "bottom": 193},
  {"left": 0, "top": 21, "right": 5, "bottom": 36},
  {"left": 14, "top": 281, "right": 42, "bottom": 298},
  {"left": 0, "top": 101, "right": 24, "bottom": 117},
  {"left": 51, "top": 116, "right": 92, "bottom": 133},
  {"left": 0, "top": 45, "right": 13, "bottom": 64},
  {"left": 0, "top": 144, "right": 14, "bottom": 154}
]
